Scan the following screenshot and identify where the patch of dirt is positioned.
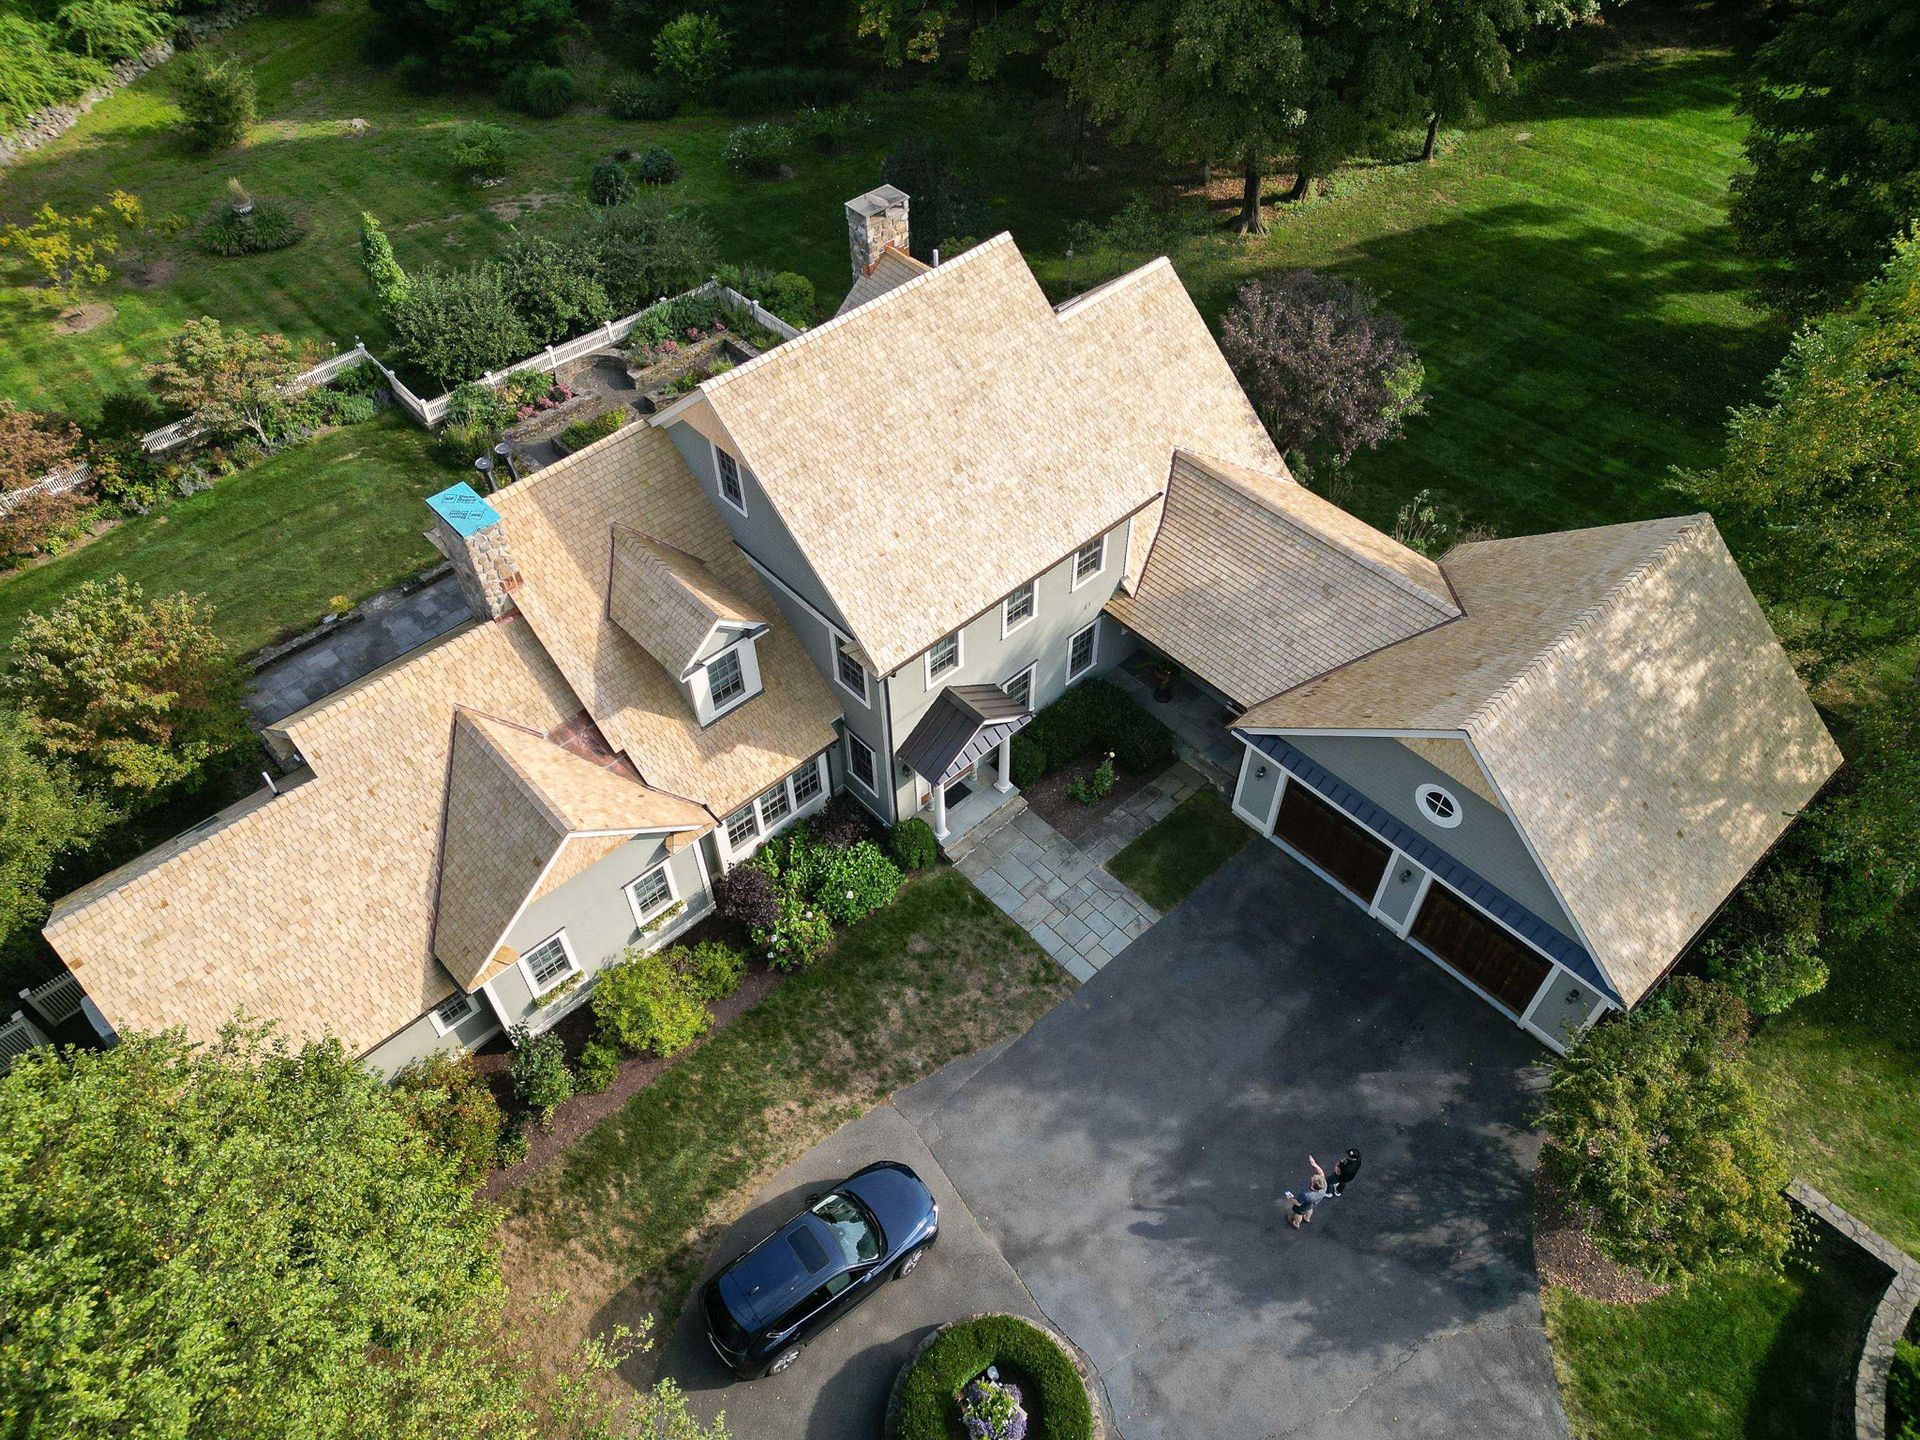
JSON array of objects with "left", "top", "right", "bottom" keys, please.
[
  {"left": 1533, "top": 1163, "right": 1670, "bottom": 1304},
  {"left": 124, "top": 258, "right": 174, "bottom": 289},
  {"left": 488, "top": 190, "right": 570, "bottom": 222},
  {"left": 1024, "top": 755, "right": 1168, "bottom": 840},
  {"left": 57, "top": 302, "right": 115, "bottom": 333}
]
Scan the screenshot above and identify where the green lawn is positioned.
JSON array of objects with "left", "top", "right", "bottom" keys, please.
[
  {"left": 1108, "top": 788, "right": 1250, "bottom": 912},
  {"left": 497, "top": 868, "right": 1070, "bottom": 1375},
  {"left": 0, "top": 414, "right": 448, "bottom": 657}
]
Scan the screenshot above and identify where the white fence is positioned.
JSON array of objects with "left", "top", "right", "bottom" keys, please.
[
  {"left": 4, "top": 281, "right": 804, "bottom": 517},
  {"left": 20, "top": 971, "right": 87, "bottom": 1028},
  {"left": 0, "top": 1011, "right": 49, "bottom": 1077}
]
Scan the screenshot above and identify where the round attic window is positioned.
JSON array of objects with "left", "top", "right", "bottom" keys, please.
[{"left": 1416, "top": 784, "right": 1462, "bottom": 829}]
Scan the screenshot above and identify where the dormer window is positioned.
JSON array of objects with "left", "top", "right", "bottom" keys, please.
[
  {"left": 926, "top": 630, "right": 961, "bottom": 687},
  {"left": 708, "top": 649, "right": 745, "bottom": 707},
  {"left": 692, "top": 638, "right": 762, "bottom": 724},
  {"left": 1072, "top": 536, "right": 1106, "bottom": 590},
  {"left": 715, "top": 445, "right": 748, "bottom": 515}
]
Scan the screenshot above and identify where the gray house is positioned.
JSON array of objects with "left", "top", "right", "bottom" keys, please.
[{"left": 42, "top": 185, "right": 1839, "bottom": 1067}]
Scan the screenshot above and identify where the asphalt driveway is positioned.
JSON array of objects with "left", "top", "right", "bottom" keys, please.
[{"left": 658, "top": 841, "right": 1566, "bottom": 1440}]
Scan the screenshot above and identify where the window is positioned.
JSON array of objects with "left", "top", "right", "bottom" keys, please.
[
  {"left": 715, "top": 446, "right": 747, "bottom": 514},
  {"left": 430, "top": 991, "right": 478, "bottom": 1036},
  {"left": 706, "top": 648, "right": 746, "bottom": 710},
  {"left": 625, "top": 862, "right": 675, "bottom": 925},
  {"left": 1002, "top": 664, "right": 1035, "bottom": 712},
  {"left": 1416, "top": 784, "right": 1462, "bottom": 829},
  {"left": 793, "top": 759, "right": 824, "bottom": 806},
  {"left": 835, "top": 642, "right": 869, "bottom": 705},
  {"left": 1002, "top": 580, "right": 1035, "bottom": 636},
  {"left": 726, "top": 804, "right": 760, "bottom": 849},
  {"left": 847, "top": 733, "right": 877, "bottom": 792},
  {"left": 521, "top": 932, "right": 578, "bottom": 997},
  {"left": 926, "top": 630, "right": 961, "bottom": 686},
  {"left": 1067, "top": 622, "right": 1098, "bottom": 680},
  {"left": 1072, "top": 536, "right": 1106, "bottom": 589},
  {"left": 759, "top": 780, "right": 792, "bottom": 828}
]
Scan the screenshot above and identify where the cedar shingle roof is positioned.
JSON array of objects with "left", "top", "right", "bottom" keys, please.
[
  {"left": 489, "top": 421, "right": 843, "bottom": 815},
  {"left": 607, "top": 524, "right": 764, "bottom": 677},
  {"left": 1109, "top": 451, "right": 1460, "bottom": 706},
  {"left": 1239, "top": 515, "right": 1842, "bottom": 1003},
  {"left": 836, "top": 246, "right": 931, "bottom": 316},
  {"left": 694, "top": 235, "right": 1283, "bottom": 676}
]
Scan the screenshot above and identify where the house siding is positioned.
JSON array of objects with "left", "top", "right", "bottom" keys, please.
[
  {"left": 361, "top": 994, "right": 501, "bottom": 1080},
  {"left": 483, "top": 832, "right": 712, "bottom": 1033}
]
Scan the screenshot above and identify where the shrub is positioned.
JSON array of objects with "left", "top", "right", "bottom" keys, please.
[
  {"left": 328, "top": 392, "right": 378, "bottom": 426},
  {"left": 652, "top": 11, "right": 729, "bottom": 93},
  {"left": 716, "top": 862, "right": 779, "bottom": 931},
  {"left": 897, "top": 1315, "right": 1093, "bottom": 1440},
  {"left": 446, "top": 121, "right": 514, "bottom": 180},
  {"left": 1891, "top": 1337, "right": 1920, "bottom": 1440},
  {"left": 559, "top": 408, "right": 628, "bottom": 450},
  {"left": 1025, "top": 679, "right": 1172, "bottom": 777},
  {"left": 196, "top": 197, "right": 304, "bottom": 256},
  {"left": 445, "top": 380, "right": 514, "bottom": 433},
  {"left": 58, "top": 0, "right": 166, "bottom": 62},
  {"left": 816, "top": 840, "right": 903, "bottom": 925},
  {"left": 722, "top": 121, "right": 795, "bottom": 179},
  {"left": 1701, "top": 858, "right": 1828, "bottom": 1015},
  {"left": 502, "top": 64, "right": 576, "bottom": 117},
  {"left": 576, "top": 1037, "right": 621, "bottom": 1092},
  {"left": 1010, "top": 735, "right": 1045, "bottom": 788},
  {"left": 1026, "top": 684, "right": 1103, "bottom": 772},
  {"left": 606, "top": 73, "right": 679, "bottom": 119},
  {"left": 890, "top": 817, "right": 937, "bottom": 871},
  {"left": 495, "top": 1116, "right": 531, "bottom": 1167},
  {"left": 500, "top": 235, "right": 612, "bottom": 345},
  {"left": 812, "top": 792, "right": 870, "bottom": 849},
  {"left": 359, "top": 212, "right": 410, "bottom": 315},
  {"left": 673, "top": 939, "right": 747, "bottom": 1003},
  {"left": 792, "top": 102, "right": 865, "bottom": 155},
  {"left": 756, "top": 888, "right": 832, "bottom": 970},
  {"left": 632, "top": 143, "right": 680, "bottom": 185},
  {"left": 592, "top": 946, "right": 711, "bottom": 1057},
  {"left": 717, "top": 65, "right": 858, "bottom": 114},
  {"left": 1067, "top": 751, "right": 1116, "bottom": 806},
  {"left": 392, "top": 52, "right": 438, "bottom": 94},
  {"left": 389, "top": 1051, "right": 502, "bottom": 1184},
  {"left": 506, "top": 1024, "right": 574, "bottom": 1126},
  {"left": 588, "top": 156, "right": 635, "bottom": 206},
  {"left": 572, "top": 191, "right": 716, "bottom": 313},
  {"left": 715, "top": 262, "right": 815, "bottom": 325},
  {"left": 389, "top": 265, "right": 533, "bottom": 390},
  {"left": 171, "top": 53, "right": 255, "bottom": 151},
  {"left": 1107, "top": 699, "right": 1174, "bottom": 775},
  {"left": 92, "top": 388, "right": 167, "bottom": 440}
]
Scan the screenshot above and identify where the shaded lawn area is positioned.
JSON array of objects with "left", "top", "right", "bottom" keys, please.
[
  {"left": 1544, "top": 1222, "right": 1885, "bottom": 1440},
  {"left": 495, "top": 868, "right": 1071, "bottom": 1380},
  {"left": 1107, "top": 788, "right": 1250, "bottom": 912},
  {"left": 0, "top": 414, "right": 448, "bottom": 658}
]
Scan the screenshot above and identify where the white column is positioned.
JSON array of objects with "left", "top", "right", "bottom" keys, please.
[
  {"left": 931, "top": 781, "right": 949, "bottom": 839},
  {"left": 995, "top": 734, "right": 1014, "bottom": 793}
]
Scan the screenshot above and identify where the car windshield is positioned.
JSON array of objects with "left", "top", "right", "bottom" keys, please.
[{"left": 809, "top": 1191, "right": 880, "bottom": 1266}]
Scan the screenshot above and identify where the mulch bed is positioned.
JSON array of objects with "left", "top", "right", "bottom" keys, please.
[
  {"left": 1023, "top": 755, "right": 1169, "bottom": 840},
  {"left": 475, "top": 912, "right": 782, "bottom": 1203},
  {"left": 1533, "top": 1163, "right": 1670, "bottom": 1304}
]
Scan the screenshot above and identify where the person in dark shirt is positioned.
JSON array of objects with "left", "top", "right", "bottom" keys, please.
[{"left": 1330, "top": 1149, "right": 1362, "bottom": 1197}]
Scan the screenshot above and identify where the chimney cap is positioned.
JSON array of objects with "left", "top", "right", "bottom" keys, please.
[
  {"left": 846, "top": 183, "right": 909, "bottom": 217},
  {"left": 426, "top": 481, "right": 503, "bottom": 538}
]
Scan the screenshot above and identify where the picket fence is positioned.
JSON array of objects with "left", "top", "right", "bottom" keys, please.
[
  {"left": 21, "top": 970, "right": 88, "bottom": 1027},
  {"left": 3, "top": 280, "right": 801, "bottom": 515},
  {"left": 0, "top": 1011, "right": 49, "bottom": 1077}
]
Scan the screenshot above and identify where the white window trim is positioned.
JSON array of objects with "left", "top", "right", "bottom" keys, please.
[
  {"left": 691, "top": 639, "right": 761, "bottom": 725},
  {"left": 724, "top": 802, "right": 761, "bottom": 851},
  {"left": 1066, "top": 620, "right": 1100, "bottom": 680},
  {"left": 847, "top": 732, "right": 879, "bottom": 795},
  {"left": 830, "top": 628, "right": 871, "bottom": 707},
  {"left": 623, "top": 859, "right": 681, "bottom": 929},
  {"left": 1415, "top": 783, "right": 1462, "bottom": 829},
  {"left": 924, "top": 629, "right": 963, "bottom": 690},
  {"left": 1070, "top": 535, "right": 1106, "bottom": 592},
  {"left": 428, "top": 991, "right": 479, "bottom": 1037},
  {"left": 1002, "top": 661, "right": 1037, "bottom": 713},
  {"left": 1001, "top": 580, "right": 1037, "bottom": 639},
  {"left": 718, "top": 753, "right": 833, "bottom": 866},
  {"left": 518, "top": 929, "right": 581, "bottom": 999},
  {"left": 712, "top": 441, "right": 748, "bottom": 517}
]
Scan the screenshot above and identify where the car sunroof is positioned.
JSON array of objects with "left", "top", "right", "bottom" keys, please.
[{"left": 786, "top": 1226, "right": 829, "bottom": 1274}]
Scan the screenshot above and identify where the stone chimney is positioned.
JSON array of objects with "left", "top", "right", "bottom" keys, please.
[
  {"left": 425, "top": 482, "right": 520, "bottom": 621},
  {"left": 846, "top": 184, "right": 910, "bottom": 279}
]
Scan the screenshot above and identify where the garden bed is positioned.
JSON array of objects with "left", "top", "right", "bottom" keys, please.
[
  {"left": 886, "top": 1312, "right": 1101, "bottom": 1440},
  {"left": 1024, "top": 753, "right": 1166, "bottom": 840},
  {"left": 633, "top": 334, "right": 756, "bottom": 411}
]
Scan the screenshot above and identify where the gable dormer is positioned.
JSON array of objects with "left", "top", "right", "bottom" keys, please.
[{"left": 607, "top": 525, "right": 769, "bottom": 724}]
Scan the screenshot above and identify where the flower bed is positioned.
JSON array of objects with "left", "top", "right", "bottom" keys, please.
[{"left": 888, "top": 1314, "right": 1098, "bottom": 1440}]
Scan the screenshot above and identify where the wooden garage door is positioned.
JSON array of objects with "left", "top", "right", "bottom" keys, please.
[
  {"left": 1273, "top": 782, "right": 1391, "bottom": 902},
  {"left": 1409, "top": 884, "right": 1552, "bottom": 1017}
]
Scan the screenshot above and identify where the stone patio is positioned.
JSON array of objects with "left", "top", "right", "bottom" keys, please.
[
  {"left": 951, "top": 763, "right": 1211, "bottom": 981},
  {"left": 1108, "top": 663, "right": 1242, "bottom": 785}
]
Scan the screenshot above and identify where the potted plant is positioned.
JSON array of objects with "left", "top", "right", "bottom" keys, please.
[{"left": 1147, "top": 661, "right": 1176, "bottom": 703}]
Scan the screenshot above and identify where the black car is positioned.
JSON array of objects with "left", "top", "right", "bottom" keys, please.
[{"left": 701, "top": 1161, "right": 939, "bottom": 1378}]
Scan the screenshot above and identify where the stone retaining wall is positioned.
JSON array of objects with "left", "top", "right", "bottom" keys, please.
[{"left": 1789, "top": 1180, "right": 1920, "bottom": 1440}]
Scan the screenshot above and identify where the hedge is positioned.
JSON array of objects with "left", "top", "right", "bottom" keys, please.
[
  {"left": 896, "top": 1315, "right": 1093, "bottom": 1440},
  {"left": 1022, "top": 678, "right": 1174, "bottom": 781}
]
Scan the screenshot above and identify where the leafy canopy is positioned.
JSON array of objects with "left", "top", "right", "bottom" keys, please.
[
  {"left": 0, "top": 708, "right": 112, "bottom": 949},
  {"left": 652, "top": 11, "right": 731, "bottom": 91},
  {"left": 0, "top": 398, "right": 84, "bottom": 493},
  {"left": 0, "top": 192, "right": 142, "bottom": 307},
  {"left": 147, "top": 316, "right": 301, "bottom": 449}
]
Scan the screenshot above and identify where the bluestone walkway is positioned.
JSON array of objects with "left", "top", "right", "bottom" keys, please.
[{"left": 247, "top": 574, "right": 471, "bottom": 725}]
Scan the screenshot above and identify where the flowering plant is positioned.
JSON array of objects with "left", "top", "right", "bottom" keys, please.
[{"left": 958, "top": 1375, "right": 1027, "bottom": 1440}]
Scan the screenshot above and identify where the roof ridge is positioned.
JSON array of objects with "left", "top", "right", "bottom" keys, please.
[
  {"left": 452, "top": 707, "right": 578, "bottom": 836},
  {"left": 1052, "top": 256, "right": 1176, "bottom": 318},
  {"left": 1177, "top": 450, "right": 1459, "bottom": 618},
  {"left": 610, "top": 520, "right": 708, "bottom": 571},
  {"left": 1461, "top": 515, "right": 1712, "bottom": 732}
]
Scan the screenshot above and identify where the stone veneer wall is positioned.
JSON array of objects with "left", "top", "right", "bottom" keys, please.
[{"left": 1789, "top": 1180, "right": 1920, "bottom": 1440}]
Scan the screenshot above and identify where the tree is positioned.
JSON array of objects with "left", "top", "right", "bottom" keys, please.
[
  {"left": 1698, "top": 852, "right": 1829, "bottom": 1016},
  {"left": 0, "top": 1025, "right": 525, "bottom": 1439},
  {"left": 148, "top": 317, "right": 301, "bottom": 450},
  {"left": 880, "top": 137, "right": 984, "bottom": 258},
  {"left": 1677, "top": 230, "right": 1920, "bottom": 675},
  {"left": 390, "top": 1050, "right": 504, "bottom": 1184},
  {"left": 0, "top": 398, "right": 87, "bottom": 556},
  {"left": 652, "top": 11, "right": 731, "bottom": 91},
  {"left": 1730, "top": 0, "right": 1920, "bottom": 317},
  {"left": 547, "top": 1324, "right": 732, "bottom": 1440},
  {"left": 373, "top": 0, "right": 571, "bottom": 78},
  {"left": 573, "top": 192, "right": 716, "bottom": 314},
  {"left": 0, "top": 191, "right": 142, "bottom": 308},
  {"left": 499, "top": 235, "right": 613, "bottom": 346},
  {"left": 1808, "top": 662, "right": 1920, "bottom": 944},
  {"left": 1539, "top": 978, "right": 1792, "bottom": 1283},
  {"left": 171, "top": 52, "right": 256, "bottom": 150},
  {"left": 390, "top": 265, "right": 535, "bottom": 389},
  {"left": 1219, "top": 270, "right": 1426, "bottom": 472},
  {"left": 4, "top": 576, "right": 253, "bottom": 802},
  {"left": 359, "top": 212, "right": 411, "bottom": 317},
  {"left": 0, "top": 708, "right": 111, "bottom": 949}
]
